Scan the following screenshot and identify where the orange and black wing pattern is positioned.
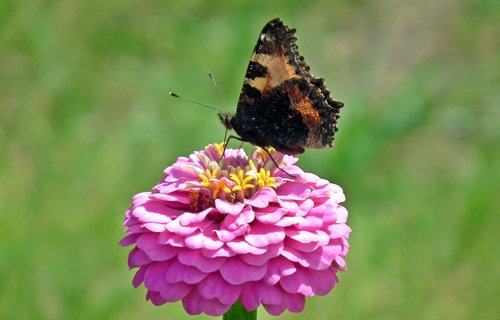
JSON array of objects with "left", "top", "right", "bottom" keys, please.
[{"left": 228, "top": 18, "right": 343, "bottom": 155}]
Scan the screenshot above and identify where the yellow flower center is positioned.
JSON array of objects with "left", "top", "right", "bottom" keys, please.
[
  {"left": 198, "top": 168, "right": 231, "bottom": 198},
  {"left": 212, "top": 142, "right": 226, "bottom": 157},
  {"left": 197, "top": 150, "right": 278, "bottom": 202}
]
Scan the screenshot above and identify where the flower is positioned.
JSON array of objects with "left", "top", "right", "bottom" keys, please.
[{"left": 120, "top": 143, "right": 351, "bottom": 316}]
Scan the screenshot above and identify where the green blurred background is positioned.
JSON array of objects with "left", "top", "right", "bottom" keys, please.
[{"left": 1, "top": 0, "right": 498, "bottom": 319}]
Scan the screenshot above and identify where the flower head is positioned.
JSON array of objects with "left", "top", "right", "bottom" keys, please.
[{"left": 120, "top": 143, "right": 351, "bottom": 316}]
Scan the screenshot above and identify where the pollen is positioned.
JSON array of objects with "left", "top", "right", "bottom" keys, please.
[
  {"left": 255, "top": 168, "right": 277, "bottom": 189},
  {"left": 198, "top": 154, "right": 277, "bottom": 203},
  {"left": 198, "top": 168, "right": 231, "bottom": 198},
  {"left": 212, "top": 142, "right": 226, "bottom": 157},
  {"left": 189, "top": 189, "right": 200, "bottom": 211},
  {"left": 230, "top": 169, "right": 255, "bottom": 193},
  {"left": 255, "top": 147, "right": 276, "bottom": 162}
]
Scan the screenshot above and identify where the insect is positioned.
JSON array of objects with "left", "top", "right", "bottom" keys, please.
[{"left": 218, "top": 18, "right": 344, "bottom": 155}]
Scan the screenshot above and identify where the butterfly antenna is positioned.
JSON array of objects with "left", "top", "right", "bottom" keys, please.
[
  {"left": 208, "top": 72, "right": 229, "bottom": 110},
  {"left": 169, "top": 91, "right": 223, "bottom": 113}
]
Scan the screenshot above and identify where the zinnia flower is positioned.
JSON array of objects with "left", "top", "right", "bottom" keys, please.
[{"left": 120, "top": 143, "right": 350, "bottom": 316}]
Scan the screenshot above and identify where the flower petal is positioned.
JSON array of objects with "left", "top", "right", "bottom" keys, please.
[
  {"left": 276, "top": 182, "right": 311, "bottom": 200},
  {"left": 198, "top": 272, "right": 241, "bottom": 305},
  {"left": 136, "top": 233, "right": 178, "bottom": 261},
  {"left": 254, "top": 205, "right": 288, "bottom": 224},
  {"left": 264, "top": 256, "right": 297, "bottom": 285},
  {"left": 184, "top": 227, "right": 224, "bottom": 250},
  {"left": 166, "top": 259, "right": 208, "bottom": 284},
  {"left": 240, "top": 243, "right": 282, "bottom": 266},
  {"left": 177, "top": 248, "right": 227, "bottom": 273},
  {"left": 182, "top": 290, "right": 230, "bottom": 316},
  {"left": 245, "top": 223, "right": 285, "bottom": 247},
  {"left": 280, "top": 267, "right": 337, "bottom": 297},
  {"left": 220, "top": 257, "right": 268, "bottom": 285},
  {"left": 246, "top": 188, "right": 277, "bottom": 208},
  {"left": 223, "top": 205, "right": 254, "bottom": 230},
  {"left": 215, "top": 199, "right": 245, "bottom": 215}
]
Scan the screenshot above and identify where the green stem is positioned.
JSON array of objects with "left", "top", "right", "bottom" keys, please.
[{"left": 222, "top": 301, "right": 257, "bottom": 320}]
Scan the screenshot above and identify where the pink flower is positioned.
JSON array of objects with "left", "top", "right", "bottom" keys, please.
[{"left": 120, "top": 144, "right": 351, "bottom": 316}]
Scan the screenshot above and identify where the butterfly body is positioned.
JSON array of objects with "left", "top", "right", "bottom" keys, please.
[{"left": 220, "top": 18, "right": 343, "bottom": 155}]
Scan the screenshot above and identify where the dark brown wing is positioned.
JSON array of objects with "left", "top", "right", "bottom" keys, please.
[{"left": 231, "top": 18, "right": 343, "bottom": 154}]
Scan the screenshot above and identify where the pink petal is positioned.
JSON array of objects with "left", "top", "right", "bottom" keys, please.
[
  {"left": 149, "top": 191, "right": 190, "bottom": 204},
  {"left": 285, "top": 293, "right": 306, "bottom": 313},
  {"left": 295, "top": 215, "right": 323, "bottom": 229},
  {"left": 133, "top": 202, "right": 173, "bottom": 223},
  {"left": 328, "top": 224, "right": 351, "bottom": 239},
  {"left": 158, "top": 231, "right": 184, "bottom": 247},
  {"left": 246, "top": 188, "right": 277, "bottom": 208},
  {"left": 144, "top": 261, "right": 171, "bottom": 291},
  {"left": 200, "top": 246, "right": 236, "bottom": 258},
  {"left": 184, "top": 228, "right": 224, "bottom": 250},
  {"left": 159, "top": 281, "right": 192, "bottom": 302},
  {"left": 280, "top": 268, "right": 336, "bottom": 297},
  {"left": 215, "top": 199, "right": 245, "bottom": 215},
  {"left": 146, "top": 291, "right": 166, "bottom": 306},
  {"left": 240, "top": 282, "right": 284, "bottom": 312},
  {"left": 177, "top": 248, "right": 227, "bottom": 273},
  {"left": 263, "top": 292, "right": 305, "bottom": 315},
  {"left": 275, "top": 216, "right": 307, "bottom": 227},
  {"left": 166, "top": 259, "right": 208, "bottom": 284},
  {"left": 285, "top": 238, "right": 320, "bottom": 253},
  {"left": 277, "top": 198, "right": 298, "bottom": 211},
  {"left": 179, "top": 208, "right": 214, "bottom": 226},
  {"left": 182, "top": 289, "right": 230, "bottom": 316},
  {"left": 264, "top": 256, "right": 296, "bottom": 285},
  {"left": 263, "top": 303, "right": 286, "bottom": 316},
  {"left": 297, "top": 172, "right": 321, "bottom": 184},
  {"left": 142, "top": 222, "right": 166, "bottom": 232},
  {"left": 128, "top": 248, "right": 152, "bottom": 268},
  {"left": 254, "top": 205, "right": 288, "bottom": 224},
  {"left": 214, "top": 224, "right": 248, "bottom": 242},
  {"left": 167, "top": 164, "right": 202, "bottom": 181},
  {"left": 295, "top": 199, "right": 315, "bottom": 216},
  {"left": 131, "top": 192, "right": 150, "bottom": 207},
  {"left": 165, "top": 217, "right": 197, "bottom": 236},
  {"left": 226, "top": 239, "right": 267, "bottom": 255},
  {"left": 335, "top": 205, "right": 348, "bottom": 223},
  {"left": 276, "top": 182, "right": 311, "bottom": 200},
  {"left": 198, "top": 273, "right": 241, "bottom": 305},
  {"left": 124, "top": 224, "right": 144, "bottom": 234},
  {"left": 301, "top": 245, "right": 341, "bottom": 270},
  {"left": 334, "top": 256, "right": 347, "bottom": 271},
  {"left": 223, "top": 205, "right": 254, "bottom": 230},
  {"left": 245, "top": 223, "right": 285, "bottom": 247},
  {"left": 281, "top": 246, "right": 307, "bottom": 267},
  {"left": 240, "top": 243, "right": 282, "bottom": 266},
  {"left": 286, "top": 229, "right": 321, "bottom": 244},
  {"left": 219, "top": 257, "right": 268, "bottom": 285},
  {"left": 119, "top": 234, "right": 139, "bottom": 247},
  {"left": 132, "top": 266, "right": 146, "bottom": 287},
  {"left": 136, "top": 234, "right": 178, "bottom": 261}
]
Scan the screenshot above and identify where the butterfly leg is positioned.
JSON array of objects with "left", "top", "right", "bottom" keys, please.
[
  {"left": 261, "top": 147, "right": 296, "bottom": 179},
  {"left": 219, "top": 135, "right": 246, "bottom": 162}
]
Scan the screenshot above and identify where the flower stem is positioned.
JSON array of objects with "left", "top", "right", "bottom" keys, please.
[{"left": 223, "top": 301, "right": 257, "bottom": 320}]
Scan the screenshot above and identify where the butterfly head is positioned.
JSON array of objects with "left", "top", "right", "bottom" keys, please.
[{"left": 218, "top": 112, "right": 233, "bottom": 130}]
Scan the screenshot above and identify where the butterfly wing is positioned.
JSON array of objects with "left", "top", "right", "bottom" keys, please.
[{"left": 231, "top": 18, "right": 343, "bottom": 154}]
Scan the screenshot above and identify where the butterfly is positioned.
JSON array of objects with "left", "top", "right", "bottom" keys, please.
[{"left": 218, "top": 18, "right": 344, "bottom": 155}]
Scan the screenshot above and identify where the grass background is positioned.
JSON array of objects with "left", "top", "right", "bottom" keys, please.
[{"left": 1, "top": 0, "right": 498, "bottom": 319}]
